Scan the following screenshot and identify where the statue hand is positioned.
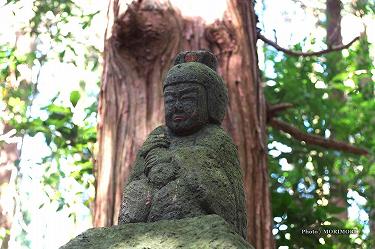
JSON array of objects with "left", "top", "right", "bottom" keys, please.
[{"left": 144, "top": 148, "right": 172, "bottom": 176}]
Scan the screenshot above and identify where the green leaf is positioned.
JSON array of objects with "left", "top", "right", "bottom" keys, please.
[
  {"left": 56, "top": 202, "right": 64, "bottom": 212},
  {"left": 70, "top": 90, "right": 81, "bottom": 107}
]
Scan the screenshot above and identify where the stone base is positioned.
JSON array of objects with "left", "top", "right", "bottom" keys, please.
[{"left": 61, "top": 215, "right": 254, "bottom": 249}]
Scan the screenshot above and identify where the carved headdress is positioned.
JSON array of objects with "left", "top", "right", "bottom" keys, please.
[{"left": 163, "top": 50, "right": 228, "bottom": 124}]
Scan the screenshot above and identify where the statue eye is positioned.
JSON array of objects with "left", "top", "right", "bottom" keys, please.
[
  {"left": 165, "top": 96, "right": 175, "bottom": 103},
  {"left": 181, "top": 95, "right": 196, "bottom": 101}
]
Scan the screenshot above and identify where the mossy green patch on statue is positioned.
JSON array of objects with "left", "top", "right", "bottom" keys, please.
[
  {"left": 119, "top": 124, "right": 247, "bottom": 239},
  {"left": 61, "top": 215, "right": 254, "bottom": 249}
]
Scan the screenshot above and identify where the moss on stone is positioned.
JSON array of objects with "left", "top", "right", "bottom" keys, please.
[
  {"left": 61, "top": 215, "right": 254, "bottom": 249},
  {"left": 119, "top": 124, "right": 247, "bottom": 239}
]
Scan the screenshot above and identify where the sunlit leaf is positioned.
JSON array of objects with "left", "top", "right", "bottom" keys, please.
[{"left": 70, "top": 90, "right": 80, "bottom": 107}]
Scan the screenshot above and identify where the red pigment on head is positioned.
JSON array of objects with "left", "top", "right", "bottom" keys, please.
[{"left": 184, "top": 53, "right": 198, "bottom": 62}]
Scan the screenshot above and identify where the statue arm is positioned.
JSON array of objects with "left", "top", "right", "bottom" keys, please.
[
  {"left": 119, "top": 126, "right": 170, "bottom": 224},
  {"left": 127, "top": 126, "right": 170, "bottom": 182}
]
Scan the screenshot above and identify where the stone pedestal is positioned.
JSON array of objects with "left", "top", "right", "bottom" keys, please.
[{"left": 61, "top": 215, "right": 254, "bottom": 249}]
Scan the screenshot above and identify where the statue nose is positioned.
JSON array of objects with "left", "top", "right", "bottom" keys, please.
[{"left": 175, "top": 100, "right": 183, "bottom": 111}]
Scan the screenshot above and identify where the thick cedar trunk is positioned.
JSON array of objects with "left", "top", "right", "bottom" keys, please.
[{"left": 95, "top": 0, "right": 274, "bottom": 247}]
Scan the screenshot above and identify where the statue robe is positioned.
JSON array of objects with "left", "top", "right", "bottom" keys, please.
[{"left": 119, "top": 124, "right": 247, "bottom": 239}]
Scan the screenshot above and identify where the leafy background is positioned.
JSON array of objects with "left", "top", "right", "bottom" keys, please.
[{"left": 0, "top": 0, "right": 374, "bottom": 248}]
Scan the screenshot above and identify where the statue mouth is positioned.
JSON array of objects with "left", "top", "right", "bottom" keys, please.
[{"left": 173, "top": 114, "right": 187, "bottom": 122}]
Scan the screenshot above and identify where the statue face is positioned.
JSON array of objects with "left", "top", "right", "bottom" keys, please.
[{"left": 164, "top": 83, "right": 208, "bottom": 135}]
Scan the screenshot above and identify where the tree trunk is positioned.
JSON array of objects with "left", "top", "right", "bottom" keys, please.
[
  {"left": 94, "top": 0, "right": 274, "bottom": 247},
  {"left": 326, "top": 0, "right": 342, "bottom": 47},
  {"left": 0, "top": 124, "right": 18, "bottom": 249},
  {"left": 325, "top": 0, "right": 349, "bottom": 221}
]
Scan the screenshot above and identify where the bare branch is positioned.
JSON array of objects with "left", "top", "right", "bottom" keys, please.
[
  {"left": 258, "top": 33, "right": 360, "bottom": 57},
  {"left": 269, "top": 118, "right": 369, "bottom": 156},
  {"left": 267, "top": 103, "right": 293, "bottom": 121}
]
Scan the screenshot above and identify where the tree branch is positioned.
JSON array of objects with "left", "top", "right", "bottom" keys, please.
[
  {"left": 269, "top": 118, "right": 369, "bottom": 156},
  {"left": 258, "top": 33, "right": 360, "bottom": 57},
  {"left": 267, "top": 103, "right": 293, "bottom": 121}
]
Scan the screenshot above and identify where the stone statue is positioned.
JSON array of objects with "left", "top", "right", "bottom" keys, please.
[{"left": 118, "top": 50, "right": 247, "bottom": 239}]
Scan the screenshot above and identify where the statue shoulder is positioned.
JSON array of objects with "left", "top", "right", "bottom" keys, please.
[
  {"left": 148, "top": 125, "right": 168, "bottom": 136},
  {"left": 139, "top": 125, "right": 169, "bottom": 158},
  {"left": 143, "top": 125, "right": 168, "bottom": 145},
  {"left": 200, "top": 124, "right": 237, "bottom": 152}
]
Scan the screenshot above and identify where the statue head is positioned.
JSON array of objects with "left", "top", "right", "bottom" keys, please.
[{"left": 163, "top": 50, "right": 228, "bottom": 135}]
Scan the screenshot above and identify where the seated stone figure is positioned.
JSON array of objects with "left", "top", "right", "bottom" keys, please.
[{"left": 118, "top": 50, "right": 247, "bottom": 239}]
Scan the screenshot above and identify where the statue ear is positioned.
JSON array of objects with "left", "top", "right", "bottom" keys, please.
[{"left": 173, "top": 50, "right": 217, "bottom": 72}]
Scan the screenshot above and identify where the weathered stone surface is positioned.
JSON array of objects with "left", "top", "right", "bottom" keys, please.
[
  {"left": 118, "top": 51, "right": 247, "bottom": 240},
  {"left": 61, "top": 215, "right": 254, "bottom": 249},
  {"left": 119, "top": 124, "right": 247, "bottom": 239}
]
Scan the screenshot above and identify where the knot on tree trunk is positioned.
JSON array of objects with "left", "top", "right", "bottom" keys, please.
[
  {"left": 205, "top": 19, "right": 237, "bottom": 54},
  {"left": 113, "top": 0, "right": 179, "bottom": 64}
]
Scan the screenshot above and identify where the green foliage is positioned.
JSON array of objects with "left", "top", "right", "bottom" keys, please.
[
  {"left": 1, "top": 0, "right": 101, "bottom": 247},
  {"left": 264, "top": 34, "right": 374, "bottom": 248},
  {"left": 261, "top": 3, "right": 375, "bottom": 248},
  {"left": 351, "top": 0, "right": 375, "bottom": 16},
  {"left": 32, "top": 96, "right": 97, "bottom": 221}
]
